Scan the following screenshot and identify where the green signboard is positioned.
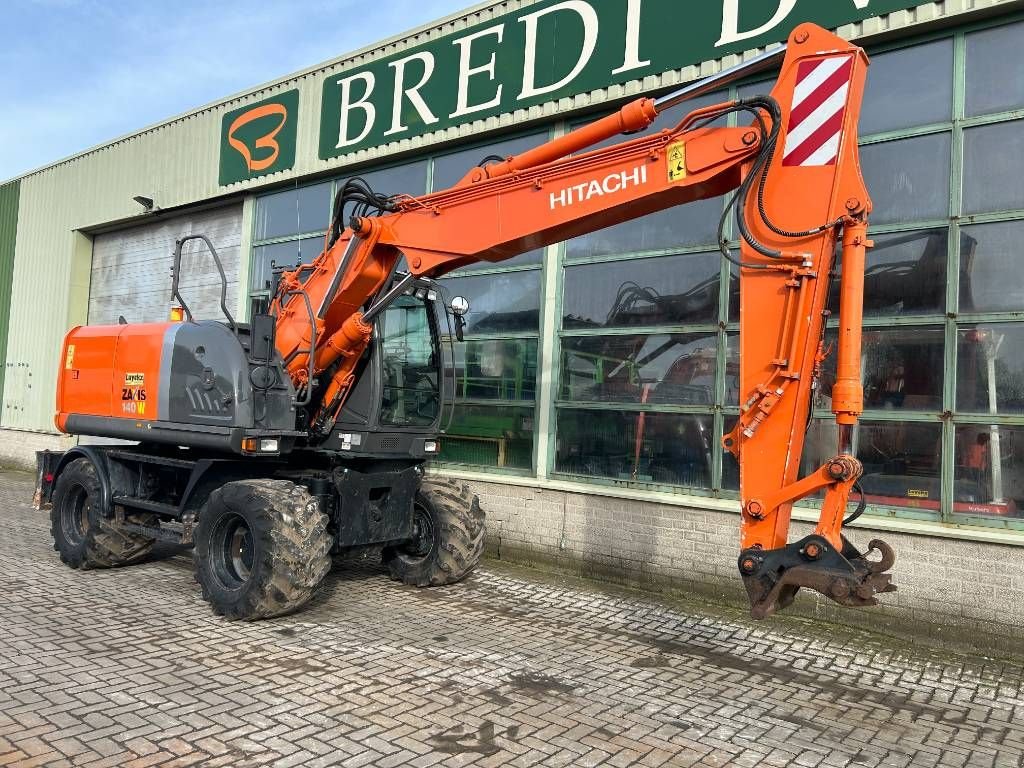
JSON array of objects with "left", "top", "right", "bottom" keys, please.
[
  {"left": 219, "top": 89, "right": 300, "bottom": 185},
  {"left": 319, "top": 0, "right": 923, "bottom": 159}
]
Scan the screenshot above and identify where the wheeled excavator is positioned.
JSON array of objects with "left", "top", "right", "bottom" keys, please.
[{"left": 34, "top": 23, "right": 895, "bottom": 620}]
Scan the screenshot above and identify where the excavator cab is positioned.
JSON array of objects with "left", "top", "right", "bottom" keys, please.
[{"left": 322, "top": 275, "right": 461, "bottom": 460}]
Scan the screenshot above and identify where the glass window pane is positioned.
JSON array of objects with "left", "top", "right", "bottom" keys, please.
[
  {"left": 255, "top": 182, "right": 331, "bottom": 241},
  {"left": 966, "top": 21, "right": 1024, "bottom": 118},
  {"left": 859, "top": 134, "right": 951, "bottom": 225},
  {"left": 439, "top": 271, "right": 541, "bottom": 334},
  {"left": 724, "top": 334, "right": 741, "bottom": 406},
  {"left": 959, "top": 220, "right": 1024, "bottom": 313},
  {"left": 380, "top": 296, "right": 439, "bottom": 428},
  {"left": 802, "top": 419, "right": 942, "bottom": 512},
  {"left": 250, "top": 236, "right": 323, "bottom": 295},
  {"left": 826, "top": 229, "right": 948, "bottom": 317},
  {"left": 963, "top": 120, "right": 1024, "bottom": 215},
  {"left": 814, "top": 326, "right": 945, "bottom": 412},
  {"left": 555, "top": 409, "right": 714, "bottom": 488},
  {"left": 566, "top": 199, "right": 723, "bottom": 259},
  {"left": 441, "top": 404, "right": 534, "bottom": 470},
  {"left": 432, "top": 133, "right": 548, "bottom": 191},
  {"left": 721, "top": 415, "right": 740, "bottom": 491},
  {"left": 560, "top": 333, "right": 718, "bottom": 405},
  {"left": 341, "top": 161, "right": 429, "bottom": 199},
  {"left": 563, "top": 252, "right": 721, "bottom": 329},
  {"left": 860, "top": 40, "right": 953, "bottom": 135},
  {"left": 454, "top": 339, "right": 537, "bottom": 402},
  {"left": 957, "top": 323, "right": 1024, "bottom": 415},
  {"left": 954, "top": 424, "right": 1023, "bottom": 518}
]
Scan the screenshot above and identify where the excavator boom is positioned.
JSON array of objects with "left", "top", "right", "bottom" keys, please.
[{"left": 270, "top": 22, "right": 895, "bottom": 617}]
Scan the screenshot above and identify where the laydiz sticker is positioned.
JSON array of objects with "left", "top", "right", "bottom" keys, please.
[{"left": 122, "top": 373, "right": 147, "bottom": 415}]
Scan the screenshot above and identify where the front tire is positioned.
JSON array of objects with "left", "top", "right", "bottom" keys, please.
[
  {"left": 382, "top": 478, "right": 485, "bottom": 587},
  {"left": 193, "top": 479, "right": 332, "bottom": 620},
  {"left": 50, "top": 458, "right": 156, "bottom": 569}
]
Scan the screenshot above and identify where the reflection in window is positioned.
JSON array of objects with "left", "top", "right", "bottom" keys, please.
[
  {"left": 815, "top": 326, "right": 944, "bottom": 412},
  {"left": 827, "top": 229, "right": 948, "bottom": 317},
  {"left": 340, "top": 162, "right": 429, "bottom": 203},
  {"left": 803, "top": 420, "right": 942, "bottom": 511},
  {"left": 963, "top": 120, "right": 1024, "bottom": 215},
  {"left": 954, "top": 424, "right": 1024, "bottom": 517},
  {"left": 442, "top": 404, "right": 534, "bottom": 470},
  {"left": 960, "top": 221, "right": 1024, "bottom": 313},
  {"left": 439, "top": 271, "right": 541, "bottom": 334},
  {"left": 957, "top": 324, "right": 1024, "bottom": 415},
  {"left": 722, "top": 416, "right": 739, "bottom": 491},
  {"left": 251, "top": 236, "right": 324, "bottom": 294},
  {"left": 966, "top": 21, "right": 1024, "bottom": 118},
  {"left": 859, "top": 40, "right": 953, "bottom": 135},
  {"left": 859, "top": 134, "right": 951, "bottom": 225},
  {"left": 560, "top": 333, "right": 718, "bottom": 405},
  {"left": 379, "top": 296, "right": 439, "bottom": 428},
  {"left": 255, "top": 182, "right": 331, "bottom": 241},
  {"left": 563, "top": 252, "right": 721, "bottom": 329},
  {"left": 555, "top": 410, "right": 714, "bottom": 488},
  {"left": 455, "top": 339, "right": 537, "bottom": 402},
  {"left": 566, "top": 199, "right": 723, "bottom": 260}
]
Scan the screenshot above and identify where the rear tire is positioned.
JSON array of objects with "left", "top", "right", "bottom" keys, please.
[
  {"left": 193, "top": 479, "right": 332, "bottom": 620},
  {"left": 382, "top": 478, "right": 485, "bottom": 587},
  {"left": 50, "top": 458, "right": 156, "bottom": 569}
]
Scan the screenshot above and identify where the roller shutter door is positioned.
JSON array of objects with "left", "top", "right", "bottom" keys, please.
[{"left": 88, "top": 204, "right": 242, "bottom": 325}]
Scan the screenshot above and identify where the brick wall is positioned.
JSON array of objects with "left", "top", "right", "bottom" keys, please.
[
  {"left": 452, "top": 475, "right": 1024, "bottom": 656},
  {"left": 0, "top": 429, "right": 70, "bottom": 471}
]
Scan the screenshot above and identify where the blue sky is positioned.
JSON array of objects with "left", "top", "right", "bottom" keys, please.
[{"left": 1, "top": 0, "right": 467, "bottom": 181}]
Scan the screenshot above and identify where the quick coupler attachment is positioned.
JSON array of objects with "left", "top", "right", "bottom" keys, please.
[{"left": 738, "top": 535, "right": 896, "bottom": 619}]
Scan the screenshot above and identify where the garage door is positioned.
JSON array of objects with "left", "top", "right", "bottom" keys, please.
[{"left": 89, "top": 204, "right": 243, "bottom": 326}]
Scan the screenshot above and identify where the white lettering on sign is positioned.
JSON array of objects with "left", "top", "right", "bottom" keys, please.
[
  {"left": 549, "top": 165, "right": 649, "bottom": 209},
  {"left": 612, "top": 0, "right": 650, "bottom": 75},
  {"left": 519, "top": 1, "right": 600, "bottom": 99},
  {"left": 450, "top": 25, "right": 505, "bottom": 119},
  {"left": 716, "top": 0, "right": 798, "bottom": 47},
  {"left": 717, "top": 0, "right": 873, "bottom": 47},
  {"left": 385, "top": 52, "right": 439, "bottom": 137},
  {"left": 335, "top": 71, "right": 376, "bottom": 149}
]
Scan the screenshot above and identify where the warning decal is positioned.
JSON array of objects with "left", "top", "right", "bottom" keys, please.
[{"left": 667, "top": 142, "right": 686, "bottom": 182}]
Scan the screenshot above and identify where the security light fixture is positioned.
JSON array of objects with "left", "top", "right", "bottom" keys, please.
[{"left": 132, "top": 195, "right": 155, "bottom": 212}]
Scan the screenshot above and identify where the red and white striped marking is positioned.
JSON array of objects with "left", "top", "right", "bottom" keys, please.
[{"left": 783, "top": 56, "right": 854, "bottom": 167}]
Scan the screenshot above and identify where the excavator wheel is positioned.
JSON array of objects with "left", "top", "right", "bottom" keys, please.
[
  {"left": 193, "top": 479, "right": 332, "bottom": 620},
  {"left": 383, "top": 478, "right": 485, "bottom": 587},
  {"left": 50, "top": 458, "right": 157, "bottom": 569}
]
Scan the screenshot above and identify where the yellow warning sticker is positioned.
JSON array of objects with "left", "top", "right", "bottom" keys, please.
[
  {"left": 907, "top": 489, "right": 929, "bottom": 499},
  {"left": 667, "top": 142, "right": 687, "bottom": 182},
  {"left": 125, "top": 373, "right": 145, "bottom": 386},
  {"left": 65, "top": 345, "right": 75, "bottom": 370}
]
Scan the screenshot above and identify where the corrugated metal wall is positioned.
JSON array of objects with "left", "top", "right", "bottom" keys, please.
[
  {"left": 89, "top": 205, "right": 242, "bottom": 326},
  {"left": 0, "top": 180, "right": 19, "bottom": 412},
  {"left": 0, "top": 0, "right": 1010, "bottom": 433}
]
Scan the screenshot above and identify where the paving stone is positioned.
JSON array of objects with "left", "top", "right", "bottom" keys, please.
[{"left": 1, "top": 470, "right": 1023, "bottom": 767}]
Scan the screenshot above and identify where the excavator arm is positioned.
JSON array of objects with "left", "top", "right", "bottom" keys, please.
[{"left": 271, "top": 22, "right": 895, "bottom": 617}]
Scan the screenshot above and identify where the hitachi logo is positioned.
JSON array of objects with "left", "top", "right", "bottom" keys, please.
[{"left": 549, "top": 164, "right": 649, "bottom": 209}]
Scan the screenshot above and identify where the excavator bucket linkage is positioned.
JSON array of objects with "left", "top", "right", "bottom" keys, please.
[{"left": 739, "top": 536, "right": 896, "bottom": 619}]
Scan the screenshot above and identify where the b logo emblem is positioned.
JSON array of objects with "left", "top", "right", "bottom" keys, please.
[
  {"left": 219, "top": 89, "right": 299, "bottom": 185},
  {"left": 227, "top": 103, "right": 289, "bottom": 172}
]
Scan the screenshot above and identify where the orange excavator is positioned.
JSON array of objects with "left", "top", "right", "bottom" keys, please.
[{"left": 35, "top": 23, "right": 895, "bottom": 620}]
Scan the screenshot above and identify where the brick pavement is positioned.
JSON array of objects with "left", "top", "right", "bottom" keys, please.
[{"left": 2, "top": 469, "right": 1023, "bottom": 768}]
